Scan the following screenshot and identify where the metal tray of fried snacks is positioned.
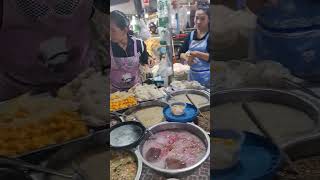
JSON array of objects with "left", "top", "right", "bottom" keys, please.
[{"left": 15, "top": 129, "right": 96, "bottom": 163}]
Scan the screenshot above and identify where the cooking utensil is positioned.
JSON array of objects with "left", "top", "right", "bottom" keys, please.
[
  {"left": 110, "top": 111, "right": 138, "bottom": 121},
  {"left": 241, "top": 102, "right": 301, "bottom": 175},
  {"left": 0, "top": 156, "right": 75, "bottom": 179}
]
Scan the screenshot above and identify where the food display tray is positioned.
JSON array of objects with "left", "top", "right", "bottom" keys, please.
[
  {"left": 212, "top": 88, "right": 320, "bottom": 144},
  {"left": 166, "top": 90, "right": 210, "bottom": 108},
  {"left": 17, "top": 129, "right": 105, "bottom": 164}
]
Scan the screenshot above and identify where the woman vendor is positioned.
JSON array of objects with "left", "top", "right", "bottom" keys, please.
[
  {"left": 180, "top": 5, "right": 210, "bottom": 88},
  {"left": 110, "top": 10, "right": 155, "bottom": 92}
]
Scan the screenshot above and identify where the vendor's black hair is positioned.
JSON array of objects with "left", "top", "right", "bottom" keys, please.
[
  {"left": 196, "top": 3, "right": 210, "bottom": 20},
  {"left": 110, "top": 10, "right": 130, "bottom": 30},
  {"left": 196, "top": 3, "right": 210, "bottom": 29}
]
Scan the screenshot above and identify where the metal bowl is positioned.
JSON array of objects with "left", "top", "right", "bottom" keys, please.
[
  {"left": 166, "top": 90, "right": 210, "bottom": 108},
  {"left": 212, "top": 88, "right": 320, "bottom": 143},
  {"left": 110, "top": 149, "right": 143, "bottom": 180},
  {"left": 133, "top": 150, "right": 143, "bottom": 180},
  {"left": 137, "top": 122, "right": 210, "bottom": 178}
]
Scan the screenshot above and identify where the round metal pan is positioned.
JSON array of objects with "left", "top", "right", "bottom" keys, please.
[
  {"left": 166, "top": 90, "right": 210, "bottom": 108},
  {"left": 212, "top": 88, "right": 320, "bottom": 143},
  {"left": 123, "top": 101, "right": 168, "bottom": 127},
  {"left": 124, "top": 101, "right": 168, "bottom": 115}
]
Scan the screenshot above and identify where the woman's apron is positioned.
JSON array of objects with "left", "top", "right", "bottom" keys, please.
[
  {"left": 110, "top": 38, "right": 141, "bottom": 93},
  {"left": 254, "top": 0, "right": 320, "bottom": 80},
  {"left": 188, "top": 31, "right": 210, "bottom": 87},
  {"left": 0, "top": 0, "right": 92, "bottom": 101}
]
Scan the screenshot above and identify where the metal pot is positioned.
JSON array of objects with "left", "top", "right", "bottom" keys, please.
[{"left": 137, "top": 122, "right": 210, "bottom": 178}]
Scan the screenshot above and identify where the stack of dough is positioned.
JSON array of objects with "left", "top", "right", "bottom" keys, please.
[{"left": 129, "top": 84, "right": 165, "bottom": 101}]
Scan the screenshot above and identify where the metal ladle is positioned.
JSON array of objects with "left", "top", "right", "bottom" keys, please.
[
  {"left": 110, "top": 111, "right": 138, "bottom": 122},
  {"left": 186, "top": 93, "right": 209, "bottom": 123}
]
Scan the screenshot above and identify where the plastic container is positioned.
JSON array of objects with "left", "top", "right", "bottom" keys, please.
[
  {"left": 163, "top": 103, "right": 199, "bottom": 123},
  {"left": 170, "top": 102, "right": 187, "bottom": 116},
  {"left": 211, "top": 131, "right": 282, "bottom": 180},
  {"left": 212, "top": 129, "right": 245, "bottom": 171}
]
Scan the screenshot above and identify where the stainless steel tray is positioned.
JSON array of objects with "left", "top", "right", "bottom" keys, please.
[
  {"left": 41, "top": 149, "right": 141, "bottom": 180},
  {"left": 123, "top": 101, "right": 168, "bottom": 123},
  {"left": 28, "top": 129, "right": 114, "bottom": 180},
  {"left": 212, "top": 88, "right": 320, "bottom": 142},
  {"left": 165, "top": 90, "right": 210, "bottom": 108},
  {"left": 17, "top": 129, "right": 103, "bottom": 163}
]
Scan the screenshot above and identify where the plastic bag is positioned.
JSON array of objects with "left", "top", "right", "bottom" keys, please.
[
  {"left": 138, "top": 19, "right": 151, "bottom": 41},
  {"left": 157, "top": 57, "right": 172, "bottom": 77}
]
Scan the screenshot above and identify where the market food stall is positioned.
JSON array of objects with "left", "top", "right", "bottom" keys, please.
[
  {"left": 109, "top": 83, "right": 210, "bottom": 179},
  {"left": 110, "top": 0, "right": 211, "bottom": 179}
]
